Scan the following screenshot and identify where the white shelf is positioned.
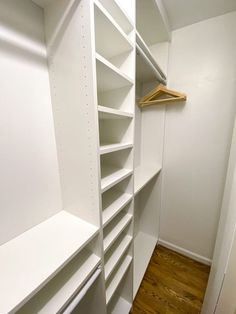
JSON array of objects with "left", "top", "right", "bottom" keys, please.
[
  {"left": 109, "top": 296, "right": 132, "bottom": 314},
  {"left": 94, "top": 0, "right": 133, "bottom": 59},
  {"left": 101, "top": 166, "right": 133, "bottom": 193},
  {"left": 98, "top": 106, "right": 133, "bottom": 119},
  {"left": 102, "top": 190, "right": 132, "bottom": 227},
  {"left": 98, "top": 0, "right": 133, "bottom": 35},
  {"left": 106, "top": 255, "right": 132, "bottom": 304},
  {"left": 103, "top": 212, "right": 132, "bottom": 253},
  {"left": 18, "top": 251, "right": 100, "bottom": 314},
  {"left": 105, "top": 235, "right": 132, "bottom": 281},
  {"left": 100, "top": 143, "right": 133, "bottom": 155},
  {"left": 0, "top": 211, "right": 99, "bottom": 314},
  {"left": 96, "top": 53, "right": 134, "bottom": 92},
  {"left": 134, "top": 163, "right": 161, "bottom": 195},
  {"left": 133, "top": 232, "right": 157, "bottom": 297},
  {"left": 136, "top": 31, "right": 166, "bottom": 84}
]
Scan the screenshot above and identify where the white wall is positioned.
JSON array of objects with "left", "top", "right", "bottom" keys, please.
[
  {"left": 160, "top": 11, "right": 236, "bottom": 262},
  {"left": 0, "top": 0, "right": 62, "bottom": 245}
]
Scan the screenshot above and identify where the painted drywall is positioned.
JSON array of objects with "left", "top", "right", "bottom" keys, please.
[
  {"left": 0, "top": 0, "right": 62, "bottom": 245},
  {"left": 160, "top": 11, "right": 236, "bottom": 261}
]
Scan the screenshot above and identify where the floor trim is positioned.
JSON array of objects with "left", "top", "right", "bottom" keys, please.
[{"left": 158, "top": 239, "right": 212, "bottom": 266}]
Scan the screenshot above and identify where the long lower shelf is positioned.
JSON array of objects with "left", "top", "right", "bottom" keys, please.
[
  {"left": 134, "top": 163, "right": 161, "bottom": 195},
  {"left": 133, "top": 232, "right": 157, "bottom": 297},
  {"left": 106, "top": 255, "right": 132, "bottom": 304},
  {"left": 0, "top": 211, "right": 99, "bottom": 314},
  {"left": 17, "top": 251, "right": 100, "bottom": 314}
]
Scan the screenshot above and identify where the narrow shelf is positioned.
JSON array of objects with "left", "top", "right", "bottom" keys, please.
[
  {"left": 18, "top": 251, "right": 100, "bottom": 314},
  {"left": 106, "top": 255, "right": 132, "bottom": 304},
  {"left": 103, "top": 212, "right": 132, "bottom": 253},
  {"left": 101, "top": 166, "right": 133, "bottom": 193},
  {"left": 105, "top": 235, "right": 132, "bottom": 281},
  {"left": 134, "top": 163, "right": 161, "bottom": 195},
  {"left": 109, "top": 296, "right": 132, "bottom": 314},
  {"left": 133, "top": 232, "right": 157, "bottom": 297},
  {"left": 98, "top": 0, "right": 134, "bottom": 35},
  {"left": 94, "top": 0, "right": 133, "bottom": 60},
  {"left": 98, "top": 106, "right": 134, "bottom": 119},
  {"left": 96, "top": 53, "right": 134, "bottom": 92},
  {"left": 102, "top": 191, "right": 132, "bottom": 227},
  {"left": 0, "top": 211, "right": 99, "bottom": 314},
  {"left": 100, "top": 143, "right": 133, "bottom": 155}
]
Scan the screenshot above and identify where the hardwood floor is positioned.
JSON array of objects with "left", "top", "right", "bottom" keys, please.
[{"left": 131, "top": 245, "right": 210, "bottom": 314}]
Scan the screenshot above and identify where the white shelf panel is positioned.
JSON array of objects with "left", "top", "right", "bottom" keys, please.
[
  {"left": 98, "top": 106, "right": 133, "bottom": 119},
  {"left": 96, "top": 53, "right": 134, "bottom": 92},
  {"left": 0, "top": 211, "right": 99, "bottom": 314},
  {"left": 94, "top": 0, "right": 133, "bottom": 59},
  {"left": 103, "top": 212, "right": 132, "bottom": 253},
  {"left": 106, "top": 255, "right": 132, "bottom": 304},
  {"left": 100, "top": 143, "right": 133, "bottom": 155},
  {"left": 101, "top": 166, "right": 133, "bottom": 193},
  {"left": 134, "top": 163, "right": 161, "bottom": 195},
  {"left": 102, "top": 191, "right": 132, "bottom": 227},
  {"left": 136, "top": 31, "right": 166, "bottom": 80},
  {"left": 109, "top": 296, "right": 132, "bottom": 314},
  {"left": 105, "top": 235, "right": 132, "bottom": 281},
  {"left": 133, "top": 232, "right": 157, "bottom": 297},
  {"left": 98, "top": 0, "right": 133, "bottom": 35},
  {"left": 18, "top": 251, "right": 100, "bottom": 314}
]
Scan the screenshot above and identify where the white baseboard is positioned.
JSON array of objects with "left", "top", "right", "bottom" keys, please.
[{"left": 158, "top": 239, "right": 212, "bottom": 266}]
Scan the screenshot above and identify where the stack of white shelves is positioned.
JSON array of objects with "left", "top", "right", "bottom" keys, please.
[{"left": 94, "top": 1, "right": 135, "bottom": 313}]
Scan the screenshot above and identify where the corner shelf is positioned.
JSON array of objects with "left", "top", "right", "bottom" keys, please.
[
  {"left": 105, "top": 234, "right": 132, "bottom": 281},
  {"left": 101, "top": 166, "right": 133, "bottom": 193},
  {"left": 96, "top": 53, "right": 134, "bottom": 92},
  {"left": 0, "top": 211, "right": 99, "bottom": 314},
  {"left": 103, "top": 212, "right": 132, "bottom": 253},
  {"left": 100, "top": 143, "right": 133, "bottom": 155},
  {"left": 98, "top": 106, "right": 134, "bottom": 119},
  {"left": 134, "top": 163, "right": 162, "bottom": 195},
  {"left": 106, "top": 255, "right": 132, "bottom": 304},
  {"left": 18, "top": 250, "right": 100, "bottom": 314},
  {"left": 102, "top": 190, "right": 132, "bottom": 227},
  {"left": 133, "top": 232, "right": 157, "bottom": 297}
]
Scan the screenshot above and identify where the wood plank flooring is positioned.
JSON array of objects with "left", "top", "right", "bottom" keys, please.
[{"left": 131, "top": 245, "right": 210, "bottom": 314}]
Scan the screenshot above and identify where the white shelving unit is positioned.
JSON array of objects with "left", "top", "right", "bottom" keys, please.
[{"left": 0, "top": 0, "right": 170, "bottom": 312}]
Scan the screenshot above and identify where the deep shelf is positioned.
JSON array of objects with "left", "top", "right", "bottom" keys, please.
[
  {"left": 0, "top": 211, "right": 99, "bottom": 314},
  {"left": 101, "top": 166, "right": 133, "bottom": 193},
  {"left": 134, "top": 163, "right": 161, "bottom": 195}
]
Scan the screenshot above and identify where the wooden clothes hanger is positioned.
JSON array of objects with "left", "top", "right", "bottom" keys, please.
[{"left": 139, "top": 84, "right": 187, "bottom": 107}]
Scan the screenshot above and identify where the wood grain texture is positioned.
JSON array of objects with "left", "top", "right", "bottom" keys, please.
[{"left": 131, "top": 245, "right": 210, "bottom": 314}]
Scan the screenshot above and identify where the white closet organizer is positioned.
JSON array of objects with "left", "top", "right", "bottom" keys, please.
[{"left": 0, "top": 0, "right": 170, "bottom": 313}]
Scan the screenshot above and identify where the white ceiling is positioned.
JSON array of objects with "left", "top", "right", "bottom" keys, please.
[{"left": 163, "top": 0, "right": 236, "bottom": 30}]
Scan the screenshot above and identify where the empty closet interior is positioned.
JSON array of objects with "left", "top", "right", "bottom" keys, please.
[{"left": 1, "top": 0, "right": 236, "bottom": 313}]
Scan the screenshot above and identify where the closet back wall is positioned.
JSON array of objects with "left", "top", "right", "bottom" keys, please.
[
  {"left": 0, "top": 0, "right": 62, "bottom": 245},
  {"left": 160, "top": 11, "right": 236, "bottom": 262}
]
